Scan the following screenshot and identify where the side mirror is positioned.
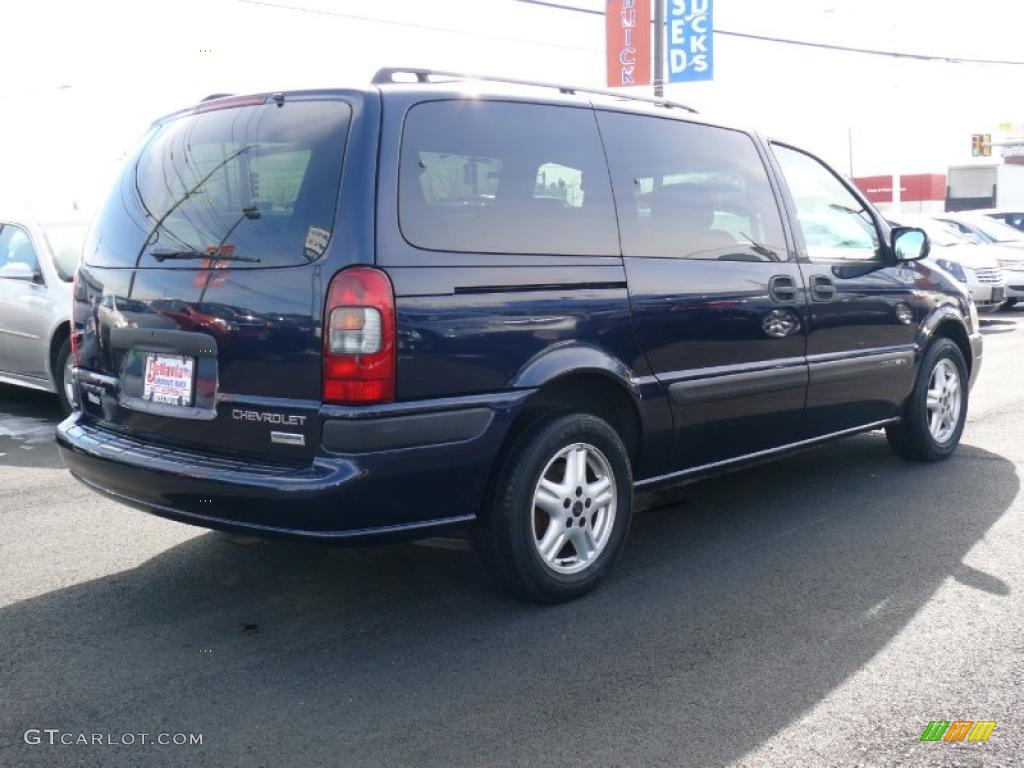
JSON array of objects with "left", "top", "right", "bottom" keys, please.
[
  {"left": 891, "top": 227, "right": 929, "bottom": 262},
  {"left": 0, "top": 262, "right": 41, "bottom": 282}
]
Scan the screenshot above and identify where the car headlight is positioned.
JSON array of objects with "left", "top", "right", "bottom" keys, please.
[
  {"left": 997, "top": 258, "right": 1024, "bottom": 270},
  {"left": 936, "top": 258, "right": 968, "bottom": 283}
]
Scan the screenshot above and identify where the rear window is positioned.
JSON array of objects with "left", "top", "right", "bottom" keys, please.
[
  {"left": 85, "top": 98, "right": 351, "bottom": 269},
  {"left": 399, "top": 100, "right": 619, "bottom": 256},
  {"left": 42, "top": 222, "right": 88, "bottom": 281}
]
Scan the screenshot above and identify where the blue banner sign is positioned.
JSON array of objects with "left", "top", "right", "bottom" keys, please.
[{"left": 667, "top": 0, "right": 713, "bottom": 82}]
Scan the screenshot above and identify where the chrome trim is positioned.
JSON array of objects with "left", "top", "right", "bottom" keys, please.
[
  {"left": 0, "top": 327, "right": 40, "bottom": 340},
  {"left": 0, "top": 371, "right": 54, "bottom": 393},
  {"left": 634, "top": 418, "right": 900, "bottom": 489}
]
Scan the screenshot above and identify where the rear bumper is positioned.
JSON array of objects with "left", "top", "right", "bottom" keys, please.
[{"left": 56, "top": 391, "right": 529, "bottom": 540}]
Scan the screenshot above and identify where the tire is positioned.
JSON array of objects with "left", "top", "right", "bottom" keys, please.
[
  {"left": 885, "top": 338, "right": 968, "bottom": 462},
  {"left": 473, "top": 412, "right": 633, "bottom": 603},
  {"left": 54, "top": 336, "right": 74, "bottom": 415}
]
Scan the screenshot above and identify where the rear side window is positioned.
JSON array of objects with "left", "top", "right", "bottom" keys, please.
[
  {"left": 596, "top": 112, "right": 787, "bottom": 261},
  {"left": 86, "top": 98, "right": 351, "bottom": 269},
  {"left": 399, "top": 101, "right": 619, "bottom": 256}
]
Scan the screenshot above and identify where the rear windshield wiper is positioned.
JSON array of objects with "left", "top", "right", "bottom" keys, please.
[{"left": 148, "top": 248, "right": 261, "bottom": 263}]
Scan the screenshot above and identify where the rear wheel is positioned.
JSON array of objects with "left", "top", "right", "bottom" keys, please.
[
  {"left": 885, "top": 338, "right": 968, "bottom": 462},
  {"left": 474, "top": 412, "right": 633, "bottom": 602},
  {"left": 54, "top": 336, "right": 73, "bottom": 415}
]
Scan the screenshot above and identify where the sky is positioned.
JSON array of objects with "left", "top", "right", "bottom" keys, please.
[{"left": 4, "top": 0, "right": 1024, "bottom": 216}]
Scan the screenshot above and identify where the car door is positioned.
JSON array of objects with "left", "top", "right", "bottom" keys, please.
[
  {"left": 0, "top": 223, "right": 52, "bottom": 380},
  {"left": 596, "top": 110, "right": 809, "bottom": 470},
  {"left": 768, "top": 143, "right": 920, "bottom": 437}
]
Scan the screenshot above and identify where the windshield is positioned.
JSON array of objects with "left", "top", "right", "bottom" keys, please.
[
  {"left": 84, "top": 97, "right": 351, "bottom": 269},
  {"left": 965, "top": 216, "right": 1024, "bottom": 243},
  {"left": 42, "top": 222, "right": 88, "bottom": 281},
  {"left": 920, "top": 220, "right": 973, "bottom": 247},
  {"left": 891, "top": 218, "right": 968, "bottom": 248}
]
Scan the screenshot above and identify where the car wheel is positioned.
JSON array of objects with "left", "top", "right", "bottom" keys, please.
[
  {"left": 885, "top": 338, "right": 968, "bottom": 462},
  {"left": 54, "top": 336, "right": 74, "bottom": 415},
  {"left": 474, "top": 412, "right": 633, "bottom": 603}
]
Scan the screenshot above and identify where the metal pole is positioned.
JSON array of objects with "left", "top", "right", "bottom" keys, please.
[
  {"left": 848, "top": 126, "right": 854, "bottom": 178},
  {"left": 653, "top": 0, "right": 664, "bottom": 97}
]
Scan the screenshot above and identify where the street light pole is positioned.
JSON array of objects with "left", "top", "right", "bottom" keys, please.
[{"left": 653, "top": 0, "right": 664, "bottom": 97}]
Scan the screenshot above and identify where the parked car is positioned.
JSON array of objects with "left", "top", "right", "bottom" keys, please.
[
  {"left": 975, "top": 208, "right": 1024, "bottom": 233},
  {"left": 934, "top": 211, "right": 1024, "bottom": 249},
  {"left": 0, "top": 214, "right": 88, "bottom": 412},
  {"left": 58, "top": 70, "right": 983, "bottom": 602},
  {"left": 889, "top": 215, "right": 1009, "bottom": 312}
]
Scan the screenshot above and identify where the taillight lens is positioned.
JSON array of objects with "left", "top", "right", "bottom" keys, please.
[
  {"left": 70, "top": 272, "right": 80, "bottom": 366},
  {"left": 322, "top": 267, "right": 396, "bottom": 404}
]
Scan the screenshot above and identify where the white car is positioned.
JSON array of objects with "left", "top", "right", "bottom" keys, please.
[
  {"left": 891, "top": 215, "right": 1008, "bottom": 312},
  {"left": 939, "top": 211, "right": 1024, "bottom": 304},
  {"left": 974, "top": 208, "right": 1024, "bottom": 234}
]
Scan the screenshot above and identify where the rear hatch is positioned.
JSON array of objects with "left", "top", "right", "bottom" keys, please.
[{"left": 73, "top": 94, "right": 353, "bottom": 461}]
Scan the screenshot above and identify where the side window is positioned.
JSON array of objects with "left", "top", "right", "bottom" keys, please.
[
  {"left": 0, "top": 224, "right": 41, "bottom": 278},
  {"left": 596, "top": 111, "right": 787, "bottom": 261},
  {"left": 399, "top": 101, "right": 619, "bottom": 256},
  {"left": 772, "top": 144, "right": 881, "bottom": 263}
]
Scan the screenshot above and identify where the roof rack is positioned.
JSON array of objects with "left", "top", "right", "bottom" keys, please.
[{"left": 371, "top": 67, "right": 698, "bottom": 114}]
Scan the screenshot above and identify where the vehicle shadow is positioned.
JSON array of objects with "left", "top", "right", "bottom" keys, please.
[
  {"left": 979, "top": 317, "right": 1019, "bottom": 335},
  {"left": 0, "top": 433, "right": 1016, "bottom": 767},
  {"left": 0, "top": 384, "right": 63, "bottom": 469}
]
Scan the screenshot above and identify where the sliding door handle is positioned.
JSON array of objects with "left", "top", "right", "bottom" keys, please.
[
  {"left": 809, "top": 275, "right": 836, "bottom": 302},
  {"left": 769, "top": 275, "right": 798, "bottom": 304}
]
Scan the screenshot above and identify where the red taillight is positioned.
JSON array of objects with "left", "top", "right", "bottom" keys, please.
[
  {"left": 322, "top": 267, "right": 396, "bottom": 404},
  {"left": 70, "top": 273, "right": 80, "bottom": 366}
]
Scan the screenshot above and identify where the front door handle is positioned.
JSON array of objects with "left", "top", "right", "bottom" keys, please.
[
  {"left": 809, "top": 274, "right": 837, "bottom": 302},
  {"left": 769, "top": 274, "right": 798, "bottom": 304}
]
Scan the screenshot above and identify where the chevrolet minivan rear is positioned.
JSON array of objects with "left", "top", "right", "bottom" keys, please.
[{"left": 71, "top": 93, "right": 358, "bottom": 461}]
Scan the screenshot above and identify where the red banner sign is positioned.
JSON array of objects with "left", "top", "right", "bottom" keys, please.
[
  {"left": 852, "top": 174, "right": 946, "bottom": 204},
  {"left": 606, "top": 0, "right": 651, "bottom": 87}
]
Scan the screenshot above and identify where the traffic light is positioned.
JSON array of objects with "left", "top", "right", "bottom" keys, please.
[
  {"left": 972, "top": 134, "right": 982, "bottom": 157},
  {"left": 972, "top": 134, "right": 993, "bottom": 157},
  {"left": 983, "top": 134, "right": 992, "bottom": 157}
]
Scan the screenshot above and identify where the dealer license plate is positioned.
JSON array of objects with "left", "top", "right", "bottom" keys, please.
[{"left": 143, "top": 354, "right": 195, "bottom": 406}]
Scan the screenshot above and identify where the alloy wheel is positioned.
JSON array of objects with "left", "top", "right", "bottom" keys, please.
[
  {"left": 531, "top": 442, "right": 617, "bottom": 575},
  {"left": 926, "top": 358, "right": 961, "bottom": 444}
]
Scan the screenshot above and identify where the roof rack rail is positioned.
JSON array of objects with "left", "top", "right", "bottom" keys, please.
[
  {"left": 371, "top": 67, "right": 698, "bottom": 114},
  {"left": 200, "top": 93, "right": 234, "bottom": 102}
]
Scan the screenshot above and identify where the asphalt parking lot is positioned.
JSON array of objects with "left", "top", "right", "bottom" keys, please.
[{"left": 2, "top": 314, "right": 1023, "bottom": 768}]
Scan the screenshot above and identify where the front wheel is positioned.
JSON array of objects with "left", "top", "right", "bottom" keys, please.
[
  {"left": 474, "top": 413, "right": 633, "bottom": 602},
  {"left": 886, "top": 338, "right": 968, "bottom": 462}
]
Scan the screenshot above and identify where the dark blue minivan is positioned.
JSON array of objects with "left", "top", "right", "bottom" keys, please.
[{"left": 58, "top": 69, "right": 983, "bottom": 601}]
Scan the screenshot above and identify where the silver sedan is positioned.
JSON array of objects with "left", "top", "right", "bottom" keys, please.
[{"left": 0, "top": 215, "right": 87, "bottom": 413}]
